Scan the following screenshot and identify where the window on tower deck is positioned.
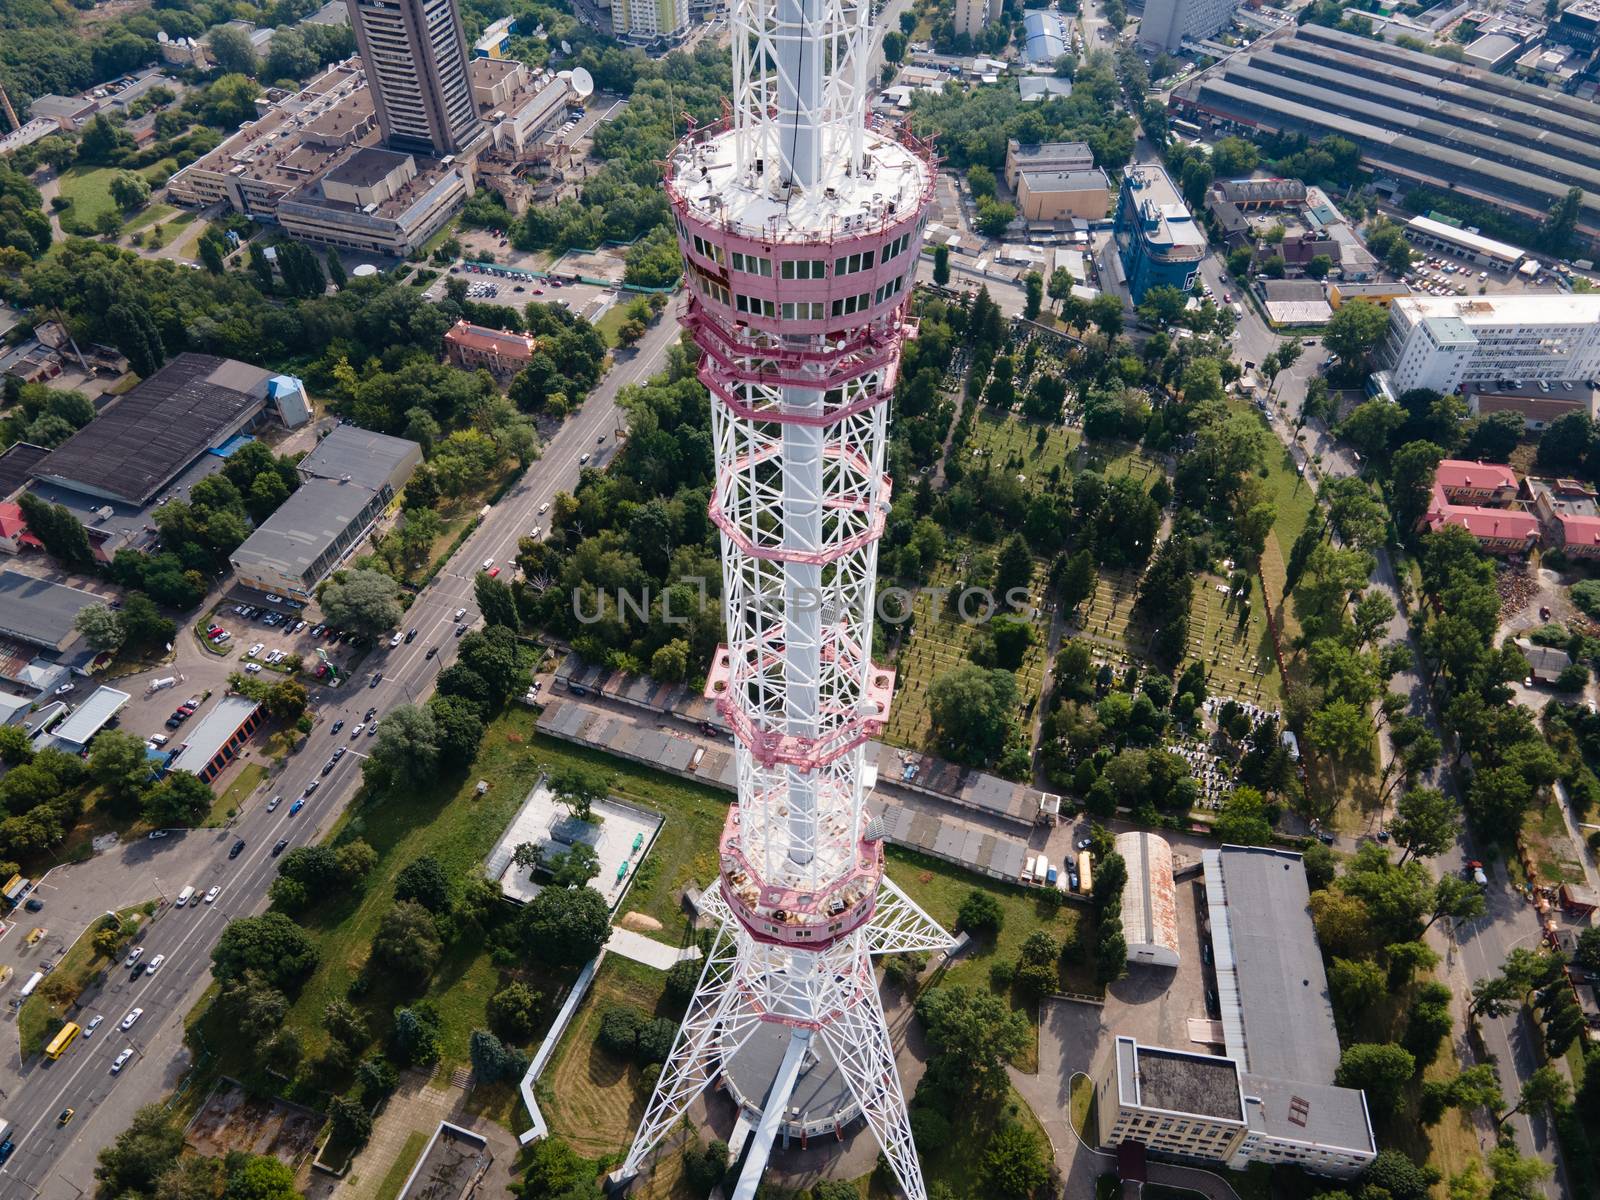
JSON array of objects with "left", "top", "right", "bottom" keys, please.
[
  {"left": 735, "top": 293, "right": 776, "bottom": 317},
  {"left": 781, "top": 301, "right": 825, "bottom": 320},
  {"left": 834, "top": 249, "right": 876, "bottom": 276},
  {"left": 781, "top": 258, "right": 826, "bottom": 279},
  {"left": 880, "top": 232, "right": 912, "bottom": 263},
  {"left": 691, "top": 234, "right": 725, "bottom": 265},
  {"left": 732, "top": 251, "right": 772, "bottom": 276}
]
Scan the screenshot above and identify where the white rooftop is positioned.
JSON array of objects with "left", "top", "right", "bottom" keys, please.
[
  {"left": 1395, "top": 293, "right": 1600, "bottom": 327},
  {"left": 669, "top": 127, "right": 929, "bottom": 242}
]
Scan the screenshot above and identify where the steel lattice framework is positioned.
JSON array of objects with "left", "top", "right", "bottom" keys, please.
[{"left": 617, "top": 0, "right": 947, "bottom": 1194}]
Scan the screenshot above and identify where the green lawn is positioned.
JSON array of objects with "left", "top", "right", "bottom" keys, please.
[
  {"left": 207, "top": 763, "right": 266, "bottom": 827},
  {"left": 123, "top": 201, "right": 177, "bottom": 234},
  {"left": 56, "top": 165, "right": 123, "bottom": 231},
  {"left": 277, "top": 707, "right": 556, "bottom": 1073},
  {"left": 19, "top": 903, "right": 149, "bottom": 1057},
  {"left": 965, "top": 410, "right": 1079, "bottom": 494},
  {"left": 885, "top": 846, "right": 1093, "bottom": 1070},
  {"left": 593, "top": 303, "right": 633, "bottom": 348},
  {"left": 537, "top": 955, "right": 671, "bottom": 1158}
]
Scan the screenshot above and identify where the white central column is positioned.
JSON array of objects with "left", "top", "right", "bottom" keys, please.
[
  {"left": 782, "top": 378, "right": 824, "bottom": 868},
  {"left": 775, "top": 0, "right": 824, "bottom": 188}
]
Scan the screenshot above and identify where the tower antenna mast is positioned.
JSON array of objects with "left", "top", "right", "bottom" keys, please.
[{"left": 615, "top": 0, "right": 950, "bottom": 1196}]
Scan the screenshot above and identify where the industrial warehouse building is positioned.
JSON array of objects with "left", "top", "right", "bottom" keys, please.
[
  {"left": 1171, "top": 24, "right": 1600, "bottom": 240},
  {"left": 1116, "top": 830, "right": 1181, "bottom": 967},
  {"left": 1095, "top": 847, "right": 1377, "bottom": 1178},
  {"left": 169, "top": 695, "right": 262, "bottom": 783},
  {"left": 229, "top": 425, "right": 420, "bottom": 600}
]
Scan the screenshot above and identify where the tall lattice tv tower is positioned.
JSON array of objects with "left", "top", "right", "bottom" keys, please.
[{"left": 614, "top": 0, "right": 951, "bottom": 1197}]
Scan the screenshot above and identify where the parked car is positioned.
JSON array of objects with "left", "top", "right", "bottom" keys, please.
[
  {"left": 228, "top": 839, "right": 246, "bottom": 858},
  {"left": 204, "top": 886, "right": 220, "bottom": 903}
]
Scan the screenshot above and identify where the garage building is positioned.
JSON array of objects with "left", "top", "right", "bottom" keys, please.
[{"left": 1116, "top": 830, "right": 1180, "bottom": 968}]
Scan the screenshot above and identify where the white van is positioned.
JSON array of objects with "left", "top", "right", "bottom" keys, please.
[
  {"left": 175, "top": 885, "right": 196, "bottom": 908},
  {"left": 18, "top": 972, "right": 43, "bottom": 998}
]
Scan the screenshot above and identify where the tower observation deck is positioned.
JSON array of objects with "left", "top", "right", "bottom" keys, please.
[{"left": 613, "top": 0, "right": 953, "bottom": 1197}]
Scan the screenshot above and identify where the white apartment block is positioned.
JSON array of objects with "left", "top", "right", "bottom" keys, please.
[
  {"left": 612, "top": 0, "right": 690, "bottom": 42},
  {"left": 1139, "top": 0, "right": 1241, "bottom": 53},
  {"left": 1381, "top": 294, "right": 1600, "bottom": 395},
  {"left": 955, "top": 0, "right": 1001, "bottom": 37}
]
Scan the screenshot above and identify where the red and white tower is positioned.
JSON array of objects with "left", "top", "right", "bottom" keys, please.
[{"left": 615, "top": 0, "right": 951, "bottom": 1197}]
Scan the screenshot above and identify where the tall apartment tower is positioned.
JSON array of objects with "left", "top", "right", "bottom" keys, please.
[
  {"left": 613, "top": 0, "right": 953, "bottom": 1197},
  {"left": 344, "top": 0, "right": 484, "bottom": 157},
  {"left": 1138, "top": 0, "right": 1241, "bottom": 53}
]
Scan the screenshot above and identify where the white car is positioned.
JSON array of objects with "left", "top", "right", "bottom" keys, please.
[
  {"left": 453, "top": 608, "right": 467, "bottom": 621},
  {"left": 538, "top": 502, "right": 550, "bottom": 515},
  {"left": 204, "top": 885, "right": 220, "bottom": 904},
  {"left": 111, "top": 1048, "right": 134, "bottom": 1074},
  {"left": 84, "top": 1014, "right": 104, "bottom": 1038},
  {"left": 578, "top": 452, "right": 591, "bottom": 465},
  {"left": 124, "top": 947, "right": 143, "bottom": 968},
  {"left": 350, "top": 723, "right": 365, "bottom": 738},
  {"left": 120, "top": 1007, "right": 143, "bottom": 1030},
  {"left": 145, "top": 954, "right": 165, "bottom": 975},
  {"left": 481, "top": 558, "right": 495, "bottom": 572},
  {"left": 246, "top": 643, "right": 263, "bottom": 658},
  {"left": 243, "top": 662, "right": 262, "bottom": 674},
  {"left": 267, "top": 795, "right": 281, "bottom": 812}
]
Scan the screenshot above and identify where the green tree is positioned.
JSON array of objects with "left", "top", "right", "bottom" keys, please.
[
  {"left": 915, "top": 986, "right": 1029, "bottom": 1097},
  {"left": 933, "top": 244, "right": 951, "bottom": 287},
  {"left": 1214, "top": 784, "right": 1273, "bottom": 845},
  {"left": 488, "top": 981, "right": 542, "bottom": 1042},
  {"left": 318, "top": 568, "right": 403, "bottom": 636},
  {"left": 89, "top": 729, "right": 155, "bottom": 811},
  {"left": 362, "top": 704, "right": 440, "bottom": 791},
  {"left": 1324, "top": 299, "right": 1392, "bottom": 369},
  {"left": 981, "top": 1122, "right": 1052, "bottom": 1200},
  {"left": 1391, "top": 787, "right": 1456, "bottom": 863},
  {"left": 394, "top": 854, "right": 453, "bottom": 913},
  {"left": 1335, "top": 1042, "right": 1416, "bottom": 1114},
  {"left": 549, "top": 765, "right": 610, "bottom": 823},
  {"left": 93, "top": 1104, "right": 184, "bottom": 1198},
  {"left": 956, "top": 889, "right": 1004, "bottom": 936},
  {"left": 208, "top": 25, "right": 258, "bottom": 75},
  {"left": 211, "top": 912, "right": 319, "bottom": 988},
  {"left": 371, "top": 899, "right": 443, "bottom": 974},
  {"left": 519, "top": 884, "right": 610, "bottom": 967},
  {"left": 223, "top": 1154, "right": 300, "bottom": 1200},
  {"left": 74, "top": 603, "right": 125, "bottom": 653},
  {"left": 108, "top": 170, "right": 150, "bottom": 213},
  {"left": 143, "top": 770, "right": 215, "bottom": 827},
  {"left": 469, "top": 1028, "right": 526, "bottom": 1082},
  {"left": 1022, "top": 271, "right": 1043, "bottom": 320},
  {"left": 928, "top": 664, "right": 1016, "bottom": 766}
]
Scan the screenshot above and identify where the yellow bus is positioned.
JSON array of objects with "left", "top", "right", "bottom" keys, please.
[{"left": 45, "top": 1022, "right": 81, "bottom": 1061}]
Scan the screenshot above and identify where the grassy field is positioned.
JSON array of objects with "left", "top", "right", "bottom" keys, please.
[
  {"left": 964, "top": 411, "right": 1078, "bottom": 495},
  {"left": 56, "top": 165, "right": 122, "bottom": 230},
  {"left": 207, "top": 763, "right": 265, "bottom": 827},
  {"left": 19, "top": 903, "right": 149, "bottom": 1057},
  {"left": 592, "top": 302, "right": 636, "bottom": 349},
  {"left": 276, "top": 707, "right": 556, "bottom": 1072},
  {"left": 885, "top": 846, "right": 1094, "bottom": 1071},
  {"left": 538, "top": 955, "right": 671, "bottom": 1158},
  {"left": 123, "top": 201, "right": 177, "bottom": 234},
  {"left": 917, "top": 1084, "right": 1053, "bottom": 1200},
  {"left": 1184, "top": 573, "right": 1280, "bottom": 705},
  {"left": 1520, "top": 800, "right": 1587, "bottom": 886},
  {"left": 883, "top": 547, "right": 1050, "bottom": 754}
]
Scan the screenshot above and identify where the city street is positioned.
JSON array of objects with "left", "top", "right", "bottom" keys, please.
[{"left": 0, "top": 306, "right": 685, "bottom": 1200}]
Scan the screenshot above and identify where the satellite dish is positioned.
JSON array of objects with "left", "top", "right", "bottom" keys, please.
[
  {"left": 571, "top": 67, "right": 594, "bottom": 98},
  {"left": 560, "top": 39, "right": 572, "bottom": 55}
]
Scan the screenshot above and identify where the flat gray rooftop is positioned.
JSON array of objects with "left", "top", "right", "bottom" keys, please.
[
  {"left": 1135, "top": 1046, "right": 1243, "bottom": 1121},
  {"left": 228, "top": 477, "right": 371, "bottom": 582},
  {"left": 1205, "top": 846, "right": 1341, "bottom": 1083},
  {"left": 0, "top": 570, "right": 102, "bottom": 651},
  {"left": 298, "top": 424, "right": 419, "bottom": 490},
  {"left": 1242, "top": 1074, "right": 1375, "bottom": 1155}
]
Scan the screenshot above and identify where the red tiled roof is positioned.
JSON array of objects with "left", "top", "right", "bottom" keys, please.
[
  {"left": 1424, "top": 482, "right": 1539, "bottom": 542},
  {"left": 1557, "top": 512, "right": 1600, "bottom": 547},
  {"left": 443, "top": 320, "right": 537, "bottom": 359},
  {"left": 0, "top": 502, "right": 40, "bottom": 547},
  {"left": 1435, "top": 459, "right": 1519, "bottom": 492}
]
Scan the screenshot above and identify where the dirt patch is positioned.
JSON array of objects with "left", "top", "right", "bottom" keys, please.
[
  {"left": 186, "top": 1078, "right": 325, "bottom": 1164},
  {"left": 618, "top": 911, "right": 662, "bottom": 932}
]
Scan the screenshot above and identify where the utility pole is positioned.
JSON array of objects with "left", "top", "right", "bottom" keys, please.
[{"left": 0, "top": 83, "right": 18, "bottom": 135}]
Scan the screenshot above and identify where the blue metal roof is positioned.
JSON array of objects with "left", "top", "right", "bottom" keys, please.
[{"left": 1022, "top": 12, "right": 1066, "bottom": 64}]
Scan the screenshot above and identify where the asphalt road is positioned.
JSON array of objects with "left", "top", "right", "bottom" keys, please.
[{"left": 0, "top": 307, "right": 685, "bottom": 1200}]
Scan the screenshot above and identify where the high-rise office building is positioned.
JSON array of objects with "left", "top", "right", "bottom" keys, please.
[
  {"left": 344, "top": 0, "right": 484, "bottom": 158},
  {"left": 1138, "top": 0, "right": 1240, "bottom": 53}
]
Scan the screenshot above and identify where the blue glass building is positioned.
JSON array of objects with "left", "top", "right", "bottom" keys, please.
[{"left": 1113, "top": 164, "right": 1207, "bottom": 302}]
